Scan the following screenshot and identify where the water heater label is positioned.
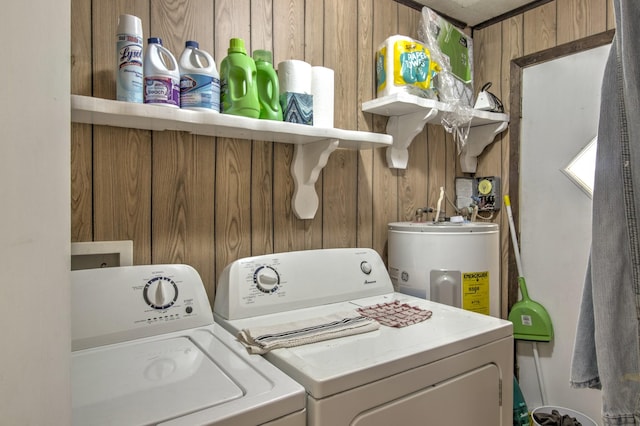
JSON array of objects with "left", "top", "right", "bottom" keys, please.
[{"left": 462, "top": 271, "right": 490, "bottom": 315}]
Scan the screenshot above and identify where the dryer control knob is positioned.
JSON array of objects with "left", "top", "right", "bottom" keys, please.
[
  {"left": 254, "top": 266, "right": 280, "bottom": 293},
  {"left": 360, "top": 261, "right": 372, "bottom": 275},
  {"left": 143, "top": 276, "right": 178, "bottom": 310}
]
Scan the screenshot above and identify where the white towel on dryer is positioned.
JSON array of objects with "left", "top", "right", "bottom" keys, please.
[{"left": 237, "top": 310, "right": 380, "bottom": 354}]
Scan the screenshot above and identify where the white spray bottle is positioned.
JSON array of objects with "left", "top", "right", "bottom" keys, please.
[{"left": 116, "top": 14, "right": 144, "bottom": 103}]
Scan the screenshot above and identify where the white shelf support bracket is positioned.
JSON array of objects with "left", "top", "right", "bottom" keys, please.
[
  {"left": 385, "top": 109, "right": 438, "bottom": 169},
  {"left": 459, "top": 121, "right": 508, "bottom": 173},
  {"left": 291, "top": 139, "right": 340, "bottom": 219}
]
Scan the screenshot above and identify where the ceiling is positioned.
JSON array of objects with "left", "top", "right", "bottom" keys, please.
[{"left": 410, "top": 0, "right": 540, "bottom": 28}]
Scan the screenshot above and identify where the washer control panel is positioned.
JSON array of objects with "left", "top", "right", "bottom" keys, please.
[
  {"left": 71, "top": 264, "right": 213, "bottom": 351},
  {"left": 214, "top": 248, "right": 394, "bottom": 320}
]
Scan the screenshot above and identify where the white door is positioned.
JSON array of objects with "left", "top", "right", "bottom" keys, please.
[{"left": 518, "top": 43, "right": 609, "bottom": 419}]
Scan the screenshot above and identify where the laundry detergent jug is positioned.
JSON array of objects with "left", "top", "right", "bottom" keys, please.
[
  {"left": 220, "top": 38, "right": 259, "bottom": 118},
  {"left": 253, "top": 50, "right": 282, "bottom": 121}
]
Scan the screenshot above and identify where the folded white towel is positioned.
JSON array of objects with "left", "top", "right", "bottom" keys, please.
[{"left": 237, "top": 310, "right": 380, "bottom": 354}]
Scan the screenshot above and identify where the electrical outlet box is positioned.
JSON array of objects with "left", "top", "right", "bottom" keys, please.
[
  {"left": 455, "top": 176, "right": 501, "bottom": 212},
  {"left": 71, "top": 241, "right": 133, "bottom": 270}
]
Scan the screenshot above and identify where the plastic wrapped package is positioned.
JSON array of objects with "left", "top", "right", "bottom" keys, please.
[
  {"left": 376, "top": 35, "right": 440, "bottom": 99},
  {"left": 419, "top": 7, "right": 474, "bottom": 151}
]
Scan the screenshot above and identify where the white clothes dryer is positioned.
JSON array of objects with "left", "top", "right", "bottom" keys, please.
[
  {"left": 71, "top": 264, "right": 306, "bottom": 426},
  {"left": 214, "top": 248, "right": 514, "bottom": 426}
]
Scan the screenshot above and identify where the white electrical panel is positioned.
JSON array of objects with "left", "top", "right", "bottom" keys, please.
[{"left": 455, "top": 177, "right": 501, "bottom": 211}]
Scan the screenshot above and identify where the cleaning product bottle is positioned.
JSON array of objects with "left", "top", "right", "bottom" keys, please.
[
  {"left": 179, "top": 40, "right": 220, "bottom": 112},
  {"left": 116, "top": 14, "right": 144, "bottom": 103},
  {"left": 253, "top": 50, "right": 283, "bottom": 121},
  {"left": 220, "top": 38, "right": 259, "bottom": 118},
  {"left": 144, "top": 37, "right": 180, "bottom": 107}
]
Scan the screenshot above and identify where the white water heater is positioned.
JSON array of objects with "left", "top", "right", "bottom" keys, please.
[{"left": 388, "top": 222, "right": 500, "bottom": 317}]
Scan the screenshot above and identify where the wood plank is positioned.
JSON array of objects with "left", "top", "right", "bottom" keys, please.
[
  {"left": 93, "top": 1, "right": 149, "bottom": 101},
  {"left": 372, "top": 0, "right": 399, "bottom": 260},
  {"left": 304, "top": 0, "right": 325, "bottom": 250},
  {"left": 523, "top": 1, "right": 557, "bottom": 55},
  {"left": 322, "top": 0, "right": 358, "bottom": 248},
  {"left": 150, "top": 0, "right": 217, "bottom": 299},
  {"left": 357, "top": 0, "right": 375, "bottom": 248},
  {"left": 473, "top": 22, "right": 502, "bottom": 181},
  {"left": 71, "top": 0, "right": 93, "bottom": 242},
  {"left": 250, "top": 0, "right": 275, "bottom": 256},
  {"left": 71, "top": 0, "right": 91, "bottom": 96},
  {"left": 214, "top": 0, "right": 253, "bottom": 282},
  {"left": 444, "top": 128, "right": 457, "bottom": 217},
  {"left": 498, "top": 14, "right": 524, "bottom": 318},
  {"left": 71, "top": 123, "right": 93, "bottom": 242},
  {"left": 606, "top": 0, "right": 615, "bottom": 30},
  {"left": 305, "top": 0, "right": 325, "bottom": 66},
  {"left": 272, "top": 0, "right": 309, "bottom": 252},
  {"left": 557, "top": 0, "right": 607, "bottom": 44},
  {"left": 93, "top": 126, "right": 152, "bottom": 264},
  {"left": 426, "top": 124, "right": 446, "bottom": 218},
  {"left": 92, "top": 1, "right": 151, "bottom": 264},
  {"left": 152, "top": 133, "right": 216, "bottom": 304},
  {"left": 398, "top": 6, "right": 428, "bottom": 222}
]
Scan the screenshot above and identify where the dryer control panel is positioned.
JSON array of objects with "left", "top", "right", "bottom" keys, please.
[
  {"left": 214, "top": 248, "right": 394, "bottom": 320},
  {"left": 71, "top": 264, "right": 213, "bottom": 351}
]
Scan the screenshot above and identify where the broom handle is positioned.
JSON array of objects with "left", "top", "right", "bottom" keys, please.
[
  {"left": 504, "top": 195, "right": 525, "bottom": 278},
  {"left": 532, "top": 342, "right": 549, "bottom": 405},
  {"left": 505, "top": 196, "right": 548, "bottom": 404}
]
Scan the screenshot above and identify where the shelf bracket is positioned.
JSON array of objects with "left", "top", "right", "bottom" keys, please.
[
  {"left": 291, "top": 139, "right": 340, "bottom": 219},
  {"left": 385, "top": 108, "right": 439, "bottom": 169},
  {"left": 459, "top": 121, "right": 509, "bottom": 173}
]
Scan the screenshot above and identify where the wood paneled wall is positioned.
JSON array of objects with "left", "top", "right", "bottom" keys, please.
[{"left": 70, "top": 0, "right": 613, "bottom": 312}]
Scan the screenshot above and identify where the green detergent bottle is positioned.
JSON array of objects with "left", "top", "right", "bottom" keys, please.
[
  {"left": 253, "top": 50, "right": 283, "bottom": 121},
  {"left": 220, "top": 38, "right": 260, "bottom": 118}
]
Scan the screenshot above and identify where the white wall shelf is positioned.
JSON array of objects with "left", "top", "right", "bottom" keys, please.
[
  {"left": 71, "top": 95, "right": 392, "bottom": 219},
  {"left": 362, "top": 92, "right": 509, "bottom": 173}
]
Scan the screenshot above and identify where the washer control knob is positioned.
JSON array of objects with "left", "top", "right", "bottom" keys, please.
[
  {"left": 143, "top": 276, "right": 178, "bottom": 310},
  {"left": 254, "top": 266, "right": 280, "bottom": 293},
  {"left": 360, "top": 261, "right": 372, "bottom": 275}
]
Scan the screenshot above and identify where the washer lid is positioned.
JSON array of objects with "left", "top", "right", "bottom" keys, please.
[
  {"left": 72, "top": 336, "right": 243, "bottom": 426},
  {"left": 388, "top": 221, "right": 498, "bottom": 233},
  {"left": 218, "top": 293, "right": 512, "bottom": 399}
]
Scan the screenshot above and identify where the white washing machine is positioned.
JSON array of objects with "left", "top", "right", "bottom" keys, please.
[
  {"left": 213, "top": 248, "right": 513, "bottom": 425},
  {"left": 71, "top": 264, "right": 306, "bottom": 426}
]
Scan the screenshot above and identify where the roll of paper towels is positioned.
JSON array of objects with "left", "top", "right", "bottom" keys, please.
[
  {"left": 277, "top": 60, "right": 312, "bottom": 94},
  {"left": 311, "top": 66, "right": 334, "bottom": 128}
]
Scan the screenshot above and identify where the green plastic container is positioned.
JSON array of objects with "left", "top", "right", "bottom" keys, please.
[
  {"left": 220, "top": 38, "right": 259, "bottom": 118},
  {"left": 253, "top": 50, "right": 283, "bottom": 121}
]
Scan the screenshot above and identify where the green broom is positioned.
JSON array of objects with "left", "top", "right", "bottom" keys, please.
[{"left": 504, "top": 195, "right": 554, "bottom": 405}]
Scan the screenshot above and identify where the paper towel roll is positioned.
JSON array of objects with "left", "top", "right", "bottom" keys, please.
[
  {"left": 277, "top": 60, "right": 312, "bottom": 94},
  {"left": 311, "top": 66, "right": 334, "bottom": 128}
]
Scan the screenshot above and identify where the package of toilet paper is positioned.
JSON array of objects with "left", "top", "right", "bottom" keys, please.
[{"left": 376, "top": 35, "right": 440, "bottom": 99}]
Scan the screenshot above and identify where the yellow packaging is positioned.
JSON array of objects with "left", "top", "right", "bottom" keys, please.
[{"left": 376, "top": 35, "right": 439, "bottom": 98}]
